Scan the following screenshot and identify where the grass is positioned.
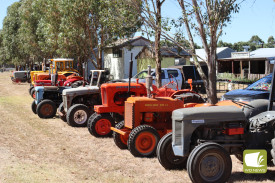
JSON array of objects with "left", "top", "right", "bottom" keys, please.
[{"left": 0, "top": 72, "right": 275, "bottom": 183}]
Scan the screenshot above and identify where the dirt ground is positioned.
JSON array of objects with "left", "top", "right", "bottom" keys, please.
[{"left": 0, "top": 72, "right": 274, "bottom": 183}]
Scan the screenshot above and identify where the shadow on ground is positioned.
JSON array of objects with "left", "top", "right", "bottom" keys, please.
[{"left": 229, "top": 169, "right": 275, "bottom": 182}]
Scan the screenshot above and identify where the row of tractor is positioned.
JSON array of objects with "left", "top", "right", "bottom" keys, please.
[{"left": 26, "top": 58, "right": 275, "bottom": 183}]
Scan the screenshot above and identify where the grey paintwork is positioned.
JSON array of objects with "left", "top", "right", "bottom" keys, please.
[
  {"left": 172, "top": 105, "right": 246, "bottom": 157},
  {"left": 62, "top": 70, "right": 105, "bottom": 112}
]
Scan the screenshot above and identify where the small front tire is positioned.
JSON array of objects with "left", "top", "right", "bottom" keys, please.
[
  {"left": 66, "top": 104, "right": 90, "bottom": 127},
  {"left": 113, "top": 121, "right": 128, "bottom": 149},
  {"left": 88, "top": 113, "right": 115, "bottom": 137},
  {"left": 187, "top": 142, "right": 232, "bottom": 183},
  {"left": 157, "top": 132, "right": 187, "bottom": 170},
  {"left": 58, "top": 102, "right": 66, "bottom": 122},
  {"left": 36, "top": 99, "right": 57, "bottom": 119},
  {"left": 31, "top": 100, "right": 37, "bottom": 114},
  {"left": 128, "top": 125, "right": 160, "bottom": 157}
]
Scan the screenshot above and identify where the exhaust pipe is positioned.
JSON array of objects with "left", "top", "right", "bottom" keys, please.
[
  {"left": 128, "top": 53, "right": 133, "bottom": 94},
  {"left": 146, "top": 65, "right": 152, "bottom": 98}
]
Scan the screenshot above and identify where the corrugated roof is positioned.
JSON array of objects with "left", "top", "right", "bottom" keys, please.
[
  {"left": 106, "top": 36, "right": 150, "bottom": 48},
  {"left": 191, "top": 47, "right": 235, "bottom": 62},
  {"left": 250, "top": 48, "right": 275, "bottom": 59}
]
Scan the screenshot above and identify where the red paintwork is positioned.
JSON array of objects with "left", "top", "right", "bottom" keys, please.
[
  {"left": 94, "top": 81, "right": 188, "bottom": 116},
  {"left": 33, "top": 74, "right": 83, "bottom": 87}
]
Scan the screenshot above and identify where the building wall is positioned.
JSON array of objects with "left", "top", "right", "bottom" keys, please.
[
  {"left": 104, "top": 48, "right": 124, "bottom": 79},
  {"left": 123, "top": 46, "right": 144, "bottom": 78},
  {"left": 137, "top": 57, "right": 176, "bottom": 72}
]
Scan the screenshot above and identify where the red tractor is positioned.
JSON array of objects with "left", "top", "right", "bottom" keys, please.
[
  {"left": 30, "top": 71, "right": 86, "bottom": 98},
  {"left": 109, "top": 66, "right": 207, "bottom": 158},
  {"left": 87, "top": 78, "right": 181, "bottom": 137}
]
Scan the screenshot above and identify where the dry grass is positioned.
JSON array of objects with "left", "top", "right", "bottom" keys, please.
[{"left": 0, "top": 72, "right": 274, "bottom": 183}]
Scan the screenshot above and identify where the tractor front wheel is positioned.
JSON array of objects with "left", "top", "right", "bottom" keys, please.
[
  {"left": 187, "top": 142, "right": 232, "bottom": 183},
  {"left": 66, "top": 104, "right": 90, "bottom": 127},
  {"left": 29, "top": 86, "right": 34, "bottom": 95},
  {"left": 36, "top": 99, "right": 57, "bottom": 119},
  {"left": 88, "top": 113, "right": 115, "bottom": 137},
  {"left": 31, "top": 100, "right": 37, "bottom": 114},
  {"left": 157, "top": 132, "right": 187, "bottom": 170},
  {"left": 128, "top": 125, "right": 160, "bottom": 157},
  {"left": 30, "top": 87, "right": 36, "bottom": 99},
  {"left": 58, "top": 102, "right": 66, "bottom": 122},
  {"left": 113, "top": 121, "right": 128, "bottom": 149}
]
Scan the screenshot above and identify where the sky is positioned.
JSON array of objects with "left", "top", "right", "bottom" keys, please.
[{"left": 1, "top": 0, "right": 275, "bottom": 45}]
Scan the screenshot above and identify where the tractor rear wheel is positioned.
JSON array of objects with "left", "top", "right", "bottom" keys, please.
[
  {"left": 30, "top": 87, "right": 36, "bottom": 99},
  {"left": 187, "top": 142, "right": 232, "bottom": 183},
  {"left": 157, "top": 133, "right": 187, "bottom": 170},
  {"left": 128, "top": 125, "right": 160, "bottom": 157},
  {"left": 58, "top": 102, "right": 66, "bottom": 122},
  {"left": 113, "top": 121, "right": 128, "bottom": 149},
  {"left": 66, "top": 104, "right": 90, "bottom": 127},
  {"left": 31, "top": 100, "right": 37, "bottom": 114},
  {"left": 88, "top": 113, "right": 115, "bottom": 137},
  {"left": 36, "top": 99, "right": 57, "bottom": 119}
]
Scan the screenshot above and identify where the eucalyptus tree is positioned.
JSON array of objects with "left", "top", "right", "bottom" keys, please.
[
  {"left": 1, "top": 1, "right": 25, "bottom": 68},
  {"left": 57, "top": 0, "right": 142, "bottom": 69},
  {"left": 162, "top": 0, "right": 241, "bottom": 104}
]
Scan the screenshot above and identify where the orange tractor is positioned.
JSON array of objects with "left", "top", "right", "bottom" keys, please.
[
  {"left": 111, "top": 66, "right": 242, "bottom": 158},
  {"left": 87, "top": 79, "right": 181, "bottom": 137},
  {"left": 87, "top": 57, "right": 193, "bottom": 138}
]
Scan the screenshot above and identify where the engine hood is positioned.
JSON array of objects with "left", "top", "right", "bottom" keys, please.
[{"left": 62, "top": 86, "right": 100, "bottom": 96}]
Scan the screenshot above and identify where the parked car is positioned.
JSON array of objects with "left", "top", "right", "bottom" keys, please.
[
  {"left": 120, "top": 65, "right": 208, "bottom": 92},
  {"left": 221, "top": 74, "right": 273, "bottom": 101}
]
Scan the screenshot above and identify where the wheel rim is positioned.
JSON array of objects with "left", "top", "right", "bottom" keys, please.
[
  {"left": 73, "top": 110, "right": 87, "bottom": 124},
  {"left": 40, "top": 104, "right": 54, "bottom": 117},
  {"left": 32, "top": 92, "right": 36, "bottom": 99},
  {"left": 95, "top": 119, "right": 112, "bottom": 135},
  {"left": 135, "top": 132, "right": 156, "bottom": 154},
  {"left": 119, "top": 133, "right": 128, "bottom": 145},
  {"left": 199, "top": 153, "right": 225, "bottom": 182}
]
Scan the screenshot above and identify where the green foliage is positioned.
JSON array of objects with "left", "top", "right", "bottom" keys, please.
[{"left": 0, "top": 0, "right": 141, "bottom": 68}]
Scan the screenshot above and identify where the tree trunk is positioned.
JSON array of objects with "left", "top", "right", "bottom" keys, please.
[
  {"left": 206, "top": 47, "right": 218, "bottom": 104},
  {"left": 155, "top": 0, "right": 163, "bottom": 88}
]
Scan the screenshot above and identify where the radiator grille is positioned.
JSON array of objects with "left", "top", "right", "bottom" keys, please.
[{"left": 124, "top": 102, "right": 134, "bottom": 129}]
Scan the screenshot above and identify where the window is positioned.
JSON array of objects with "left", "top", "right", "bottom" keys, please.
[
  {"left": 133, "top": 71, "right": 150, "bottom": 79},
  {"left": 167, "top": 70, "right": 179, "bottom": 78},
  {"left": 113, "top": 48, "right": 122, "bottom": 58},
  {"left": 152, "top": 70, "right": 166, "bottom": 79}
]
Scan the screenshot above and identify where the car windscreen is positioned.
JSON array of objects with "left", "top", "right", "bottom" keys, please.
[
  {"left": 246, "top": 75, "right": 272, "bottom": 91},
  {"left": 133, "top": 71, "right": 151, "bottom": 79}
]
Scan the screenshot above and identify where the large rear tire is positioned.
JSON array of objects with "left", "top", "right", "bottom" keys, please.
[
  {"left": 88, "top": 113, "right": 115, "bottom": 137},
  {"left": 187, "top": 142, "right": 232, "bottom": 183},
  {"left": 113, "top": 121, "right": 128, "bottom": 149},
  {"left": 128, "top": 125, "right": 160, "bottom": 157},
  {"left": 157, "top": 133, "right": 187, "bottom": 170},
  {"left": 36, "top": 99, "right": 57, "bottom": 119},
  {"left": 57, "top": 102, "right": 66, "bottom": 122},
  {"left": 66, "top": 104, "right": 90, "bottom": 127}
]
